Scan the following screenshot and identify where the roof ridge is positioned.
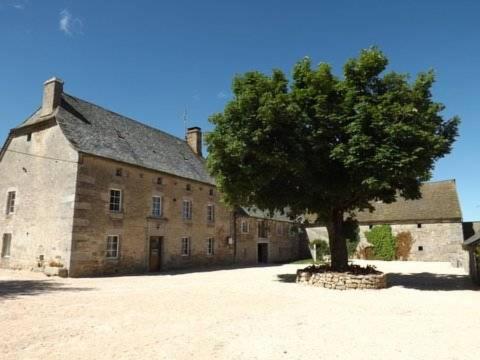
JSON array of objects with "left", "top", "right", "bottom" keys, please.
[
  {"left": 62, "top": 93, "right": 190, "bottom": 146},
  {"left": 422, "top": 179, "right": 456, "bottom": 185}
]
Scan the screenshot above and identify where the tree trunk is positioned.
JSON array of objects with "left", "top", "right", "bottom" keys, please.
[{"left": 326, "top": 209, "right": 348, "bottom": 272}]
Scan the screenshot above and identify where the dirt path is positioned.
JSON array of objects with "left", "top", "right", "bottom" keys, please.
[{"left": 1, "top": 261, "right": 479, "bottom": 360}]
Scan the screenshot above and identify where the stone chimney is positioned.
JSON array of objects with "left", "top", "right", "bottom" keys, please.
[
  {"left": 41, "top": 77, "right": 64, "bottom": 116},
  {"left": 186, "top": 127, "right": 202, "bottom": 157}
]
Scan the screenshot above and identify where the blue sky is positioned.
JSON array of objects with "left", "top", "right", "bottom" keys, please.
[{"left": 0, "top": 0, "right": 479, "bottom": 220}]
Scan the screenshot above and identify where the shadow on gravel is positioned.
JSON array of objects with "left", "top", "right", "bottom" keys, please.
[
  {"left": 276, "top": 274, "right": 297, "bottom": 283},
  {"left": 387, "top": 272, "right": 478, "bottom": 291},
  {"left": 0, "top": 280, "right": 93, "bottom": 300}
]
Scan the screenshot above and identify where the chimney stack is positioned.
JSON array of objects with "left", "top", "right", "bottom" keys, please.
[
  {"left": 186, "top": 127, "right": 202, "bottom": 157},
  {"left": 41, "top": 77, "right": 64, "bottom": 116}
]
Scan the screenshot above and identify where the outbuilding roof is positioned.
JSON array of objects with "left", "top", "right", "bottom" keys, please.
[
  {"left": 355, "top": 180, "right": 462, "bottom": 224},
  {"left": 18, "top": 93, "right": 215, "bottom": 185}
]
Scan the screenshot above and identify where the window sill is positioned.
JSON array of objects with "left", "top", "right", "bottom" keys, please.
[
  {"left": 147, "top": 216, "right": 167, "bottom": 221},
  {"left": 109, "top": 212, "right": 124, "bottom": 219},
  {"left": 105, "top": 257, "right": 119, "bottom": 262}
]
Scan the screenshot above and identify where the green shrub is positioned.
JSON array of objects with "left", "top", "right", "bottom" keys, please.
[
  {"left": 310, "top": 239, "right": 330, "bottom": 261},
  {"left": 365, "top": 225, "right": 396, "bottom": 261}
]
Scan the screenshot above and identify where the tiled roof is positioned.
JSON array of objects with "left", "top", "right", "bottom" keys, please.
[
  {"left": 32, "top": 93, "right": 215, "bottom": 185},
  {"left": 355, "top": 180, "right": 462, "bottom": 224}
]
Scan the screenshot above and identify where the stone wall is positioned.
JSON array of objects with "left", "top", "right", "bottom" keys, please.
[
  {"left": 0, "top": 122, "right": 79, "bottom": 273},
  {"left": 296, "top": 270, "right": 387, "bottom": 290}
]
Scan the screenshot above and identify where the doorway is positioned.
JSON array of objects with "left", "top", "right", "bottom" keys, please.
[
  {"left": 149, "top": 236, "right": 163, "bottom": 272},
  {"left": 257, "top": 243, "right": 268, "bottom": 264}
]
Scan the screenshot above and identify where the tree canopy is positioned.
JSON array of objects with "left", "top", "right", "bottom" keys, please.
[{"left": 206, "top": 47, "right": 459, "bottom": 270}]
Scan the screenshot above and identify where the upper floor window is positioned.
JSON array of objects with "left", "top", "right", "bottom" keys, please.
[
  {"left": 209, "top": 189, "right": 214, "bottom": 196},
  {"left": 26, "top": 133, "right": 32, "bottom": 142},
  {"left": 1, "top": 234, "right": 11, "bottom": 258},
  {"left": 109, "top": 189, "right": 122, "bottom": 212},
  {"left": 6, "top": 191, "right": 16, "bottom": 215},
  {"left": 207, "top": 238, "right": 214, "bottom": 256},
  {"left": 182, "top": 200, "right": 192, "bottom": 220},
  {"left": 186, "top": 184, "right": 191, "bottom": 191},
  {"left": 276, "top": 223, "right": 283, "bottom": 235},
  {"left": 207, "top": 204, "right": 215, "bottom": 222},
  {"left": 181, "top": 237, "right": 191, "bottom": 256},
  {"left": 241, "top": 220, "right": 250, "bottom": 234},
  {"left": 157, "top": 177, "right": 163, "bottom": 185},
  {"left": 258, "top": 221, "right": 268, "bottom": 238},
  {"left": 106, "top": 235, "right": 119, "bottom": 259},
  {"left": 115, "top": 168, "right": 123, "bottom": 177},
  {"left": 152, "top": 196, "right": 163, "bottom": 217}
]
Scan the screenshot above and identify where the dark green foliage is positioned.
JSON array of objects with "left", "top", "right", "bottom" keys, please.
[
  {"left": 206, "top": 47, "right": 459, "bottom": 270},
  {"left": 365, "top": 225, "right": 396, "bottom": 261},
  {"left": 343, "top": 218, "right": 360, "bottom": 257},
  {"left": 310, "top": 239, "right": 330, "bottom": 261}
]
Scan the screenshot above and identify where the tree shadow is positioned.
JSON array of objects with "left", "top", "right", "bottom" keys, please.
[
  {"left": 276, "top": 274, "right": 297, "bottom": 283},
  {"left": 0, "top": 280, "right": 94, "bottom": 300},
  {"left": 387, "top": 272, "right": 479, "bottom": 291}
]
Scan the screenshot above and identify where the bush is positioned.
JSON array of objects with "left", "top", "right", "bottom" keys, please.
[
  {"left": 365, "top": 225, "right": 396, "bottom": 261},
  {"left": 310, "top": 239, "right": 330, "bottom": 262},
  {"left": 395, "top": 231, "right": 413, "bottom": 260}
]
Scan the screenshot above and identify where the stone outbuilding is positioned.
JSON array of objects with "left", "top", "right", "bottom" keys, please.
[
  {"left": 306, "top": 180, "right": 468, "bottom": 268},
  {"left": 0, "top": 78, "right": 301, "bottom": 277},
  {"left": 463, "top": 222, "right": 480, "bottom": 284}
]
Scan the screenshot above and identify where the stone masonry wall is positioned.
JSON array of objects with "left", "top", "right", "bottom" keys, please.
[{"left": 0, "top": 122, "right": 79, "bottom": 273}]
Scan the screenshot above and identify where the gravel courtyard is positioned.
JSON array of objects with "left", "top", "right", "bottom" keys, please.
[{"left": 1, "top": 261, "right": 479, "bottom": 360}]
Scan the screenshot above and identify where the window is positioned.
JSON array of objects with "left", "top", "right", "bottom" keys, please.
[
  {"left": 276, "top": 223, "right": 283, "bottom": 235},
  {"left": 369, "top": 224, "right": 373, "bottom": 229},
  {"left": 157, "top": 177, "right": 163, "bottom": 185},
  {"left": 258, "top": 221, "right": 268, "bottom": 238},
  {"left": 207, "top": 204, "right": 215, "bottom": 222},
  {"left": 209, "top": 189, "right": 214, "bottom": 196},
  {"left": 1, "top": 234, "right": 11, "bottom": 258},
  {"left": 207, "top": 238, "right": 214, "bottom": 256},
  {"left": 241, "top": 220, "right": 250, "bottom": 234},
  {"left": 181, "top": 237, "right": 191, "bottom": 256},
  {"left": 288, "top": 225, "right": 297, "bottom": 236},
  {"left": 152, "top": 196, "right": 163, "bottom": 217},
  {"left": 182, "top": 200, "right": 192, "bottom": 220},
  {"left": 418, "top": 246, "right": 424, "bottom": 251},
  {"left": 115, "top": 168, "right": 123, "bottom": 177},
  {"left": 106, "top": 235, "right": 119, "bottom": 258},
  {"left": 26, "top": 133, "right": 32, "bottom": 142},
  {"left": 417, "top": 223, "right": 422, "bottom": 229},
  {"left": 186, "top": 184, "right": 191, "bottom": 191},
  {"left": 6, "top": 191, "right": 16, "bottom": 215},
  {"left": 109, "top": 189, "right": 122, "bottom": 212}
]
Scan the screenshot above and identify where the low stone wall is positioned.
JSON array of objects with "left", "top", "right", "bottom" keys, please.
[{"left": 296, "top": 270, "right": 387, "bottom": 290}]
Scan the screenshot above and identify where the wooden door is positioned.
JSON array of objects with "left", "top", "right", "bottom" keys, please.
[{"left": 149, "top": 236, "right": 162, "bottom": 272}]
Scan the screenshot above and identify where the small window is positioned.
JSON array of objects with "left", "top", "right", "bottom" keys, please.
[
  {"left": 182, "top": 200, "right": 192, "bottom": 220},
  {"left": 418, "top": 246, "right": 424, "bottom": 251},
  {"left": 209, "top": 189, "right": 214, "bottom": 196},
  {"left": 106, "top": 235, "right": 119, "bottom": 258},
  {"left": 152, "top": 196, "right": 163, "bottom": 217},
  {"left": 207, "top": 204, "right": 215, "bottom": 222},
  {"left": 369, "top": 225, "right": 373, "bottom": 229},
  {"left": 417, "top": 223, "right": 422, "bottom": 229},
  {"left": 186, "top": 184, "right": 191, "bottom": 191},
  {"left": 276, "top": 223, "right": 283, "bottom": 235},
  {"left": 207, "top": 238, "right": 214, "bottom": 256},
  {"left": 109, "top": 189, "right": 122, "bottom": 212},
  {"left": 157, "top": 177, "right": 163, "bottom": 185},
  {"left": 1, "top": 234, "right": 11, "bottom": 258},
  {"left": 181, "top": 237, "right": 190, "bottom": 256},
  {"left": 6, "top": 191, "right": 16, "bottom": 215},
  {"left": 241, "top": 220, "right": 250, "bottom": 234},
  {"left": 26, "top": 133, "right": 32, "bottom": 142},
  {"left": 116, "top": 168, "right": 123, "bottom": 177}
]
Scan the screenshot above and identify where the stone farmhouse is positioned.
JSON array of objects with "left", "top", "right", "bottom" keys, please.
[
  {"left": 0, "top": 78, "right": 301, "bottom": 277},
  {"left": 463, "top": 222, "right": 480, "bottom": 284},
  {"left": 307, "top": 180, "right": 468, "bottom": 268}
]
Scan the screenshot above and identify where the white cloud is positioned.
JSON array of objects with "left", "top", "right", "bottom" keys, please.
[
  {"left": 59, "top": 9, "right": 83, "bottom": 35},
  {"left": 11, "top": 0, "right": 28, "bottom": 10},
  {"left": 217, "top": 91, "right": 228, "bottom": 99}
]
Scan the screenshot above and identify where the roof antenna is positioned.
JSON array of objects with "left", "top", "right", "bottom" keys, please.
[{"left": 183, "top": 106, "right": 188, "bottom": 139}]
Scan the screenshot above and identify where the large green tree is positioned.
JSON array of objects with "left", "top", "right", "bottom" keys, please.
[{"left": 206, "top": 48, "right": 459, "bottom": 271}]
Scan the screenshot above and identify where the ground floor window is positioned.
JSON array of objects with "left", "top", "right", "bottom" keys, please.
[
  {"left": 106, "top": 235, "right": 119, "bottom": 258},
  {"left": 207, "top": 238, "right": 214, "bottom": 255},
  {"left": 181, "top": 237, "right": 191, "bottom": 256},
  {"left": 1, "top": 234, "right": 11, "bottom": 258}
]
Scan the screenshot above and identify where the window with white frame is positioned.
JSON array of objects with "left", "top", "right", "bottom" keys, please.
[
  {"left": 152, "top": 196, "right": 163, "bottom": 217},
  {"left": 182, "top": 200, "right": 192, "bottom": 220},
  {"left": 241, "top": 220, "right": 250, "bottom": 234},
  {"left": 1, "top": 234, "right": 11, "bottom": 258},
  {"left": 276, "top": 223, "right": 283, "bottom": 235},
  {"left": 258, "top": 221, "right": 268, "bottom": 238},
  {"left": 207, "top": 238, "right": 214, "bottom": 256},
  {"left": 207, "top": 204, "right": 215, "bottom": 222},
  {"left": 181, "top": 237, "right": 191, "bottom": 256},
  {"left": 109, "top": 189, "right": 122, "bottom": 212},
  {"left": 6, "top": 191, "right": 16, "bottom": 215},
  {"left": 106, "top": 235, "right": 119, "bottom": 259}
]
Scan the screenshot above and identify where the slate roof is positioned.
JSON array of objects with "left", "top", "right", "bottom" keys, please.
[
  {"left": 18, "top": 93, "right": 215, "bottom": 185},
  {"left": 238, "top": 207, "right": 293, "bottom": 222},
  {"left": 464, "top": 232, "right": 480, "bottom": 247},
  {"left": 355, "top": 180, "right": 462, "bottom": 224}
]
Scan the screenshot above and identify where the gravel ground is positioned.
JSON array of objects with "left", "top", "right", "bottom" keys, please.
[{"left": 1, "top": 260, "right": 479, "bottom": 360}]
